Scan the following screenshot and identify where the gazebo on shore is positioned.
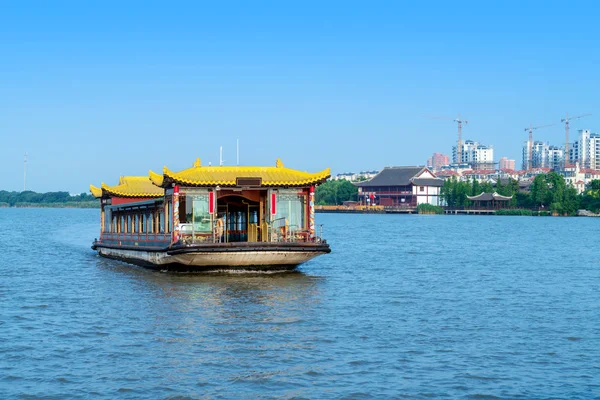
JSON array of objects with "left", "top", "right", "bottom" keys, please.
[{"left": 466, "top": 192, "right": 513, "bottom": 209}]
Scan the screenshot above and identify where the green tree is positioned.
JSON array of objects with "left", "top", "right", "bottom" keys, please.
[
  {"left": 471, "top": 179, "right": 481, "bottom": 196},
  {"left": 585, "top": 179, "right": 600, "bottom": 197},
  {"left": 528, "top": 172, "right": 579, "bottom": 215},
  {"left": 441, "top": 177, "right": 473, "bottom": 207},
  {"left": 562, "top": 186, "right": 580, "bottom": 215},
  {"left": 480, "top": 181, "right": 494, "bottom": 194},
  {"left": 531, "top": 175, "right": 550, "bottom": 207},
  {"left": 315, "top": 180, "right": 358, "bottom": 205}
]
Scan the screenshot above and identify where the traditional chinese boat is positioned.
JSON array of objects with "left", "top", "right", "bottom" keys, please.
[{"left": 90, "top": 158, "right": 331, "bottom": 271}]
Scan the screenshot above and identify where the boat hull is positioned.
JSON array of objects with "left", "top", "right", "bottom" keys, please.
[{"left": 94, "top": 242, "right": 330, "bottom": 272}]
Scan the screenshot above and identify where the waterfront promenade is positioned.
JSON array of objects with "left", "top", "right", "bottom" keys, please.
[{"left": 317, "top": 205, "right": 498, "bottom": 215}]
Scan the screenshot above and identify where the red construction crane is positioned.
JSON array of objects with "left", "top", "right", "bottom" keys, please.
[
  {"left": 524, "top": 123, "right": 555, "bottom": 170},
  {"left": 427, "top": 113, "right": 468, "bottom": 164},
  {"left": 561, "top": 113, "right": 591, "bottom": 167}
]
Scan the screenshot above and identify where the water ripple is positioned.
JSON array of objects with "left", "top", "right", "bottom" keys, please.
[{"left": 1, "top": 210, "right": 599, "bottom": 398}]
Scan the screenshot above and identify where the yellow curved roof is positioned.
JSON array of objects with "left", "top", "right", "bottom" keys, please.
[
  {"left": 90, "top": 176, "right": 164, "bottom": 198},
  {"left": 89, "top": 185, "right": 103, "bottom": 198},
  {"left": 150, "top": 158, "right": 330, "bottom": 187}
]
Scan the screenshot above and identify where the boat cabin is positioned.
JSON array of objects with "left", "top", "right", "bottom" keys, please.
[{"left": 91, "top": 158, "right": 330, "bottom": 249}]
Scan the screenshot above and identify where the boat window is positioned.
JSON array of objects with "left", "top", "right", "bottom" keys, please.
[
  {"left": 275, "top": 193, "right": 306, "bottom": 231},
  {"left": 104, "top": 208, "right": 111, "bottom": 233},
  {"left": 159, "top": 209, "right": 165, "bottom": 233},
  {"left": 192, "top": 195, "right": 211, "bottom": 232},
  {"left": 146, "top": 213, "right": 153, "bottom": 233}
]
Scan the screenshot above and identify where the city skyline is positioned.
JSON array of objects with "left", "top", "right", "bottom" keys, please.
[{"left": 1, "top": 2, "right": 600, "bottom": 193}]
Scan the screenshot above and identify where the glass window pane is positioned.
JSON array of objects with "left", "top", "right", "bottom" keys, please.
[
  {"left": 276, "top": 193, "right": 305, "bottom": 231},
  {"left": 147, "top": 213, "right": 153, "bottom": 233},
  {"left": 193, "top": 195, "right": 211, "bottom": 232}
]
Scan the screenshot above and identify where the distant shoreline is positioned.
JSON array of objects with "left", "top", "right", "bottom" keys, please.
[
  {"left": 0, "top": 203, "right": 99, "bottom": 209},
  {"left": 315, "top": 206, "right": 595, "bottom": 217},
  {"left": 0, "top": 191, "right": 100, "bottom": 209}
]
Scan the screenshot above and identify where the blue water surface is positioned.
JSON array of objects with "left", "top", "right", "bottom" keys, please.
[{"left": 1, "top": 209, "right": 599, "bottom": 399}]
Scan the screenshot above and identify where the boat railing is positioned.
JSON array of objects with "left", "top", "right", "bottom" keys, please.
[
  {"left": 100, "top": 223, "right": 326, "bottom": 246},
  {"left": 100, "top": 232, "right": 172, "bottom": 244},
  {"left": 268, "top": 218, "right": 324, "bottom": 243},
  {"left": 164, "top": 218, "right": 326, "bottom": 245}
]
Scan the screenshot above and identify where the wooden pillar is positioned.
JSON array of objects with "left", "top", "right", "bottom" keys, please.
[
  {"left": 100, "top": 203, "right": 105, "bottom": 234},
  {"left": 164, "top": 201, "right": 169, "bottom": 234},
  {"left": 309, "top": 186, "right": 315, "bottom": 240},
  {"left": 172, "top": 186, "right": 180, "bottom": 242}
]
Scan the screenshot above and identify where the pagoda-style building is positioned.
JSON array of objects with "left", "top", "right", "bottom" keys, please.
[
  {"left": 466, "top": 192, "right": 513, "bottom": 209},
  {"left": 90, "top": 159, "right": 331, "bottom": 271},
  {"left": 355, "top": 166, "right": 444, "bottom": 207},
  {"left": 90, "top": 176, "right": 165, "bottom": 241}
]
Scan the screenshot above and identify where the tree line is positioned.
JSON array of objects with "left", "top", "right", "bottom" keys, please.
[
  {"left": 0, "top": 191, "right": 99, "bottom": 208},
  {"left": 442, "top": 172, "right": 599, "bottom": 216},
  {"left": 315, "top": 180, "right": 358, "bottom": 205},
  {"left": 315, "top": 174, "right": 600, "bottom": 216}
]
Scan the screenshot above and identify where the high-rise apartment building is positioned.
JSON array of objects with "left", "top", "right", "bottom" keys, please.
[
  {"left": 426, "top": 153, "right": 450, "bottom": 171},
  {"left": 548, "top": 146, "right": 564, "bottom": 170},
  {"left": 499, "top": 157, "right": 515, "bottom": 170},
  {"left": 522, "top": 141, "right": 564, "bottom": 170},
  {"left": 452, "top": 140, "right": 494, "bottom": 170},
  {"left": 571, "top": 129, "right": 600, "bottom": 169}
]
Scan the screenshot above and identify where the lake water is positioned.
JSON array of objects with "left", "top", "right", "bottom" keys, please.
[{"left": 1, "top": 208, "right": 599, "bottom": 399}]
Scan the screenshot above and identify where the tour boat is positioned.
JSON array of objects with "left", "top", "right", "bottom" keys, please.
[{"left": 90, "top": 158, "right": 331, "bottom": 271}]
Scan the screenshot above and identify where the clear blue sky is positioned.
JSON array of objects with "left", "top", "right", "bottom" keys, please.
[{"left": 1, "top": 1, "right": 599, "bottom": 193}]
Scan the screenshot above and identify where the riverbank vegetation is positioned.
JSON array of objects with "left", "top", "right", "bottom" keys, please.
[
  {"left": 315, "top": 180, "right": 358, "bottom": 205},
  {"left": 441, "top": 173, "right": 596, "bottom": 216},
  {"left": 579, "top": 180, "right": 600, "bottom": 213},
  {"left": 0, "top": 191, "right": 100, "bottom": 208},
  {"left": 315, "top": 175, "right": 600, "bottom": 216},
  {"left": 417, "top": 203, "right": 443, "bottom": 214},
  {"left": 493, "top": 209, "right": 551, "bottom": 216}
]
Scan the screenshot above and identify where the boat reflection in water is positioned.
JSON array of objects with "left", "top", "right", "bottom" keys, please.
[{"left": 95, "top": 255, "right": 325, "bottom": 328}]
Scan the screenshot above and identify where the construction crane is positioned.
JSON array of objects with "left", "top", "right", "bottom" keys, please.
[
  {"left": 524, "top": 123, "right": 556, "bottom": 170},
  {"left": 561, "top": 112, "right": 591, "bottom": 167},
  {"left": 427, "top": 113, "right": 468, "bottom": 164}
]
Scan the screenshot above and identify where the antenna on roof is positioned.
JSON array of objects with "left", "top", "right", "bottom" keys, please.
[
  {"left": 236, "top": 138, "right": 239, "bottom": 165},
  {"left": 219, "top": 146, "right": 224, "bottom": 166}
]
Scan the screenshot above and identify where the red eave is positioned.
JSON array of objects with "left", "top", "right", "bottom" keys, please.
[{"left": 112, "top": 197, "right": 157, "bottom": 205}]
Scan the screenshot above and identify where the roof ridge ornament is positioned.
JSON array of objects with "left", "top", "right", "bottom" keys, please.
[
  {"left": 276, "top": 158, "right": 284, "bottom": 168},
  {"left": 193, "top": 158, "right": 201, "bottom": 168}
]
